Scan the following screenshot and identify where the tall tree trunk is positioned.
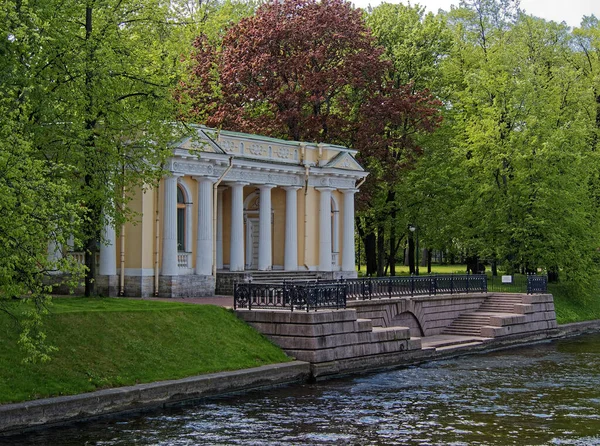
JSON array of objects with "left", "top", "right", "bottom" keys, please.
[
  {"left": 377, "top": 224, "right": 385, "bottom": 277},
  {"left": 408, "top": 232, "right": 415, "bottom": 275},
  {"left": 365, "top": 232, "right": 377, "bottom": 276},
  {"left": 427, "top": 248, "right": 432, "bottom": 274},
  {"left": 358, "top": 216, "right": 377, "bottom": 276},
  {"left": 84, "top": 6, "right": 97, "bottom": 297},
  {"left": 84, "top": 225, "right": 98, "bottom": 297},
  {"left": 388, "top": 191, "right": 396, "bottom": 276}
]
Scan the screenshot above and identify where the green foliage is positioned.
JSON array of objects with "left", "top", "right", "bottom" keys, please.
[
  {"left": 439, "top": 4, "right": 600, "bottom": 285},
  {"left": 0, "top": 298, "right": 290, "bottom": 403}
]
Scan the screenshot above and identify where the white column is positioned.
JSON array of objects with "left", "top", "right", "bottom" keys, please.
[
  {"left": 317, "top": 187, "right": 333, "bottom": 271},
  {"left": 258, "top": 184, "right": 275, "bottom": 271},
  {"left": 47, "top": 235, "right": 62, "bottom": 274},
  {"left": 216, "top": 187, "right": 224, "bottom": 270},
  {"left": 342, "top": 189, "right": 357, "bottom": 272},
  {"left": 185, "top": 201, "right": 193, "bottom": 253},
  {"left": 195, "top": 177, "right": 214, "bottom": 275},
  {"left": 161, "top": 174, "right": 179, "bottom": 276},
  {"left": 229, "top": 182, "right": 247, "bottom": 271},
  {"left": 283, "top": 186, "right": 301, "bottom": 271},
  {"left": 99, "top": 221, "right": 117, "bottom": 276}
]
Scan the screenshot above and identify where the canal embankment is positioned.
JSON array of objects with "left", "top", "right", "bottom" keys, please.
[
  {"left": 3, "top": 318, "right": 599, "bottom": 436},
  {"left": 2, "top": 294, "right": 600, "bottom": 436}
]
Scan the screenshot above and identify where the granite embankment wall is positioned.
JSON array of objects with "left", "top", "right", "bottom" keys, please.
[
  {"left": 2, "top": 294, "right": 598, "bottom": 436},
  {"left": 347, "top": 293, "right": 487, "bottom": 336},
  {"left": 346, "top": 293, "right": 557, "bottom": 338},
  {"left": 0, "top": 362, "right": 310, "bottom": 436},
  {"left": 237, "top": 292, "right": 559, "bottom": 378},
  {"left": 236, "top": 309, "right": 428, "bottom": 378}
]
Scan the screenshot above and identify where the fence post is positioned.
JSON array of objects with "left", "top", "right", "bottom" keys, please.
[
  {"left": 466, "top": 273, "right": 470, "bottom": 294},
  {"left": 450, "top": 274, "right": 454, "bottom": 295},
  {"left": 388, "top": 278, "right": 392, "bottom": 299},
  {"left": 411, "top": 274, "right": 415, "bottom": 297},
  {"left": 233, "top": 282, "right": 238, "bottom": 310}
]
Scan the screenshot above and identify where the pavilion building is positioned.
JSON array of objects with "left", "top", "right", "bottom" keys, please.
[{"left": 91, "top": 125, "right": 367, "bottom": 297}]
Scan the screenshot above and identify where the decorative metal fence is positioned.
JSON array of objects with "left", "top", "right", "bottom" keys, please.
[
  {"left": 527, "top": 275, "right": 548, "bottom": 294},
  {"left": 344, "top": 274, "right": 487, "bottom": 300},
  {"left": 233, "top": 280, "right": 347, "bottom": 312},
  {"left": 233, "top": 274, "right": 548, "bottom": 311},
  {"left": 487, "top": 274, "right": 549, "bottom": 294}
]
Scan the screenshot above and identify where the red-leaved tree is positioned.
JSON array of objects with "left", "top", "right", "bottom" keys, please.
[{"left": 179, "top": 0, "right": 443, "bottom": 275}]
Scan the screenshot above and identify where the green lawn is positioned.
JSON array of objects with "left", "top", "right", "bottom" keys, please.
[
  {"left": 550, "top": 284, "right": 600, "bottom": 324},
  {"left": 357, "top": 263, "right": 467, "bottom": 276},
  {"left": 0, "top": 298, "right": 290, "bottom": 404}
]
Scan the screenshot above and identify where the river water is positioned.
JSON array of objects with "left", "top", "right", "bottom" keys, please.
[{"left": 5, "top": 334, "right": 600, "bottom": 445}]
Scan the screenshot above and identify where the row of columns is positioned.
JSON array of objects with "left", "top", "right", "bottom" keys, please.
[{"left": 100, "top": 176, "right": 357, "bottom": 276}]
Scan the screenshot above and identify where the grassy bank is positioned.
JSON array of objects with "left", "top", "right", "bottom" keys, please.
[
  {"left": 550, "top": 284, "right": 600, "bottom": 324},
  {"left": 0, "top": 298, "right": 290, "bottom": 404}
]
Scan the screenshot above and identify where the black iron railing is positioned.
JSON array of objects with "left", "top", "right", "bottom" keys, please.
[
  {"left": 234, "top": 280, "right": 346, "bottom": 312},
  {"left": 344, "top": 274, "right": 487, "bottom": 300},
  {"left": 527, "top": 274, "right": 548, "bottom": 294},
  {"left": 487, "top": 273, "right": 549, "bottom": 294},
  {"left": 233, "top": 274, "right": 548, "bottom": 310}
]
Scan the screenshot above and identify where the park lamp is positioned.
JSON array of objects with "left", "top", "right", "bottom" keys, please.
[{"left": 408, "top": 224, "right": 419, "bottom": 275}]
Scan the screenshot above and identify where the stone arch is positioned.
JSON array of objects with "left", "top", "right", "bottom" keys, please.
[{"left": 391, "top": 311, "right": 424, "bottom": 337}]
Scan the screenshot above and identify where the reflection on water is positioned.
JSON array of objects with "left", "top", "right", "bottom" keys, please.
[{"left": 4, "top": 334, "right": 600, "bottom": 445}]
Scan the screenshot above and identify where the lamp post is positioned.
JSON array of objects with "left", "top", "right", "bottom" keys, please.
[{"left": 409, "top": 224, "right": 419, "bottom": 276}]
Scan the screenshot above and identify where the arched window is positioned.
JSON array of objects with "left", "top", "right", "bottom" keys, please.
[{"left": 177, "top": 185, "right": 185, "bottom": 252}]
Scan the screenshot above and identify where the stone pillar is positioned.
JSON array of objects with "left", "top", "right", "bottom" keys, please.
[
  {"left": 185, "top": 199, "right": 193, "bottom": 254},
  {"left": 195, "top": 177, "right": 214, "bottom": 275},
  {"left": 258, "top": 184, "right": 275, "bottom": 271},
  {"left": 341, "top": 189, "right": 357, "bottom": 272},
  {"left": 161, "top": 174, "right": 179, "bottom": 276},
  {"left": 317, "top": 187, "right": 334, "bottom": 271},
  {"left": 283, "top": 186, "right": 301, "bottom": 271},
  {"left": 99, "top": 221, "right": 117, "bottom": 276},
  {"left": 216, "top": 187, "right": 224, "bottom": 270},
  {"left": 229, "top": 182, "right": 247, "bottom": 271}
]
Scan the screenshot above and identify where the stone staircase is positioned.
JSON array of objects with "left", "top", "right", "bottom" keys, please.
[
  {"left": 442, "top": 313, "right": 492, "bottom": 337},
  {"left": 477, "top": 293, "right": 530, "bottom": 313},
  {"left": 443, "top": 293, "right": 533, "bottom": 337},
  {"left": 249, "top": 270, "right": 321, "bottom": 283}
]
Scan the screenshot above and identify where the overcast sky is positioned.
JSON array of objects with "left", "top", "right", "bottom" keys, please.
[{"left": 351, "top": 0, "right": 599, "bottom": 28}]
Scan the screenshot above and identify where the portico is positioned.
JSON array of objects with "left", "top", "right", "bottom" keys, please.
[{"left": 96, "top": 126, "right": 367, "bottom": 297}]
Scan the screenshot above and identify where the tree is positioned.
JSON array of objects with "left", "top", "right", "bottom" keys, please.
[
  {"left": 180, "top": 0, "right": 443, "bottom": 276},
  {"left": 182, "top": 0, "right": 387, "bottom": 143},
  {"left": 18, "top": 0, "right": 184, "bottom": 296},
  {"left": 440, "top": 1, "right": 600, "bottom": 289},
  {"left": 1, "top": 0, "right": 82, "bottom": 361},
  {"left": 359, "top": 3, "right": 448, "bottom": 275}
]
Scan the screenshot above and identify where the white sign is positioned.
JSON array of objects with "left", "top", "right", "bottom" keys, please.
[{"left": 501, "top": 275, "right": 513, "bottom": 284}]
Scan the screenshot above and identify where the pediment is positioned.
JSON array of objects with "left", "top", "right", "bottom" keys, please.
[{"left": 325, "top": 152, "right": 364, "bottom": 171}]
